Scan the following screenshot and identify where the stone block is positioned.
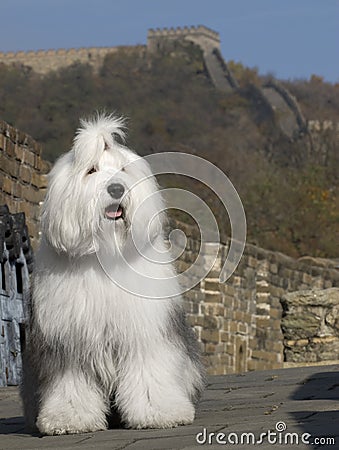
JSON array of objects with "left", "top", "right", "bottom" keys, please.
[
  {"left": 0, "top": 153, "right": 19, "bottom": 178},
  {"left": 31, "top": 172, "right": 48, "bottom": 189},
  {"left": 213, "top": 304, "right": 225, "bottom": 316},
  {"left": 201, "top": 329, "right": 220, "bottom": 343},
  {"left": 0, "top": 133, "right": 6, "bottom": 150},
  {"left": 5, "top": 139, "right": 15, "bottom": 157},
  {"left": 270, "top": 308, "right": 282, "bottom": 320},
  {"left": 270, "top": 263, "right": 278, "bottom": 274},
  {"left": 193, "top": 315, "right": 203, "bottom": 327},
  {"left": 256, "top": 317, "right": 270, "bottom": 329},
  {"left": 204, "top": 315, "right": 219, "bottom": 329},
  {"left": 237, "top": 323, "right": 248, "bottom": 335},
  {"left": 251, "top": 349, "right": 279, "bottom": 363},
  {"left": 247, "top": 255, "right": 257, "bottom": 268},
  {"left": 22, "top": 186, "right": 43, "bottom": 204},
  {"left": 14, "top": 145, "right": 25, "bottom": 161},
  {"left": 302, "top": 272, "right": 313, "bottom": 285},
  {"left": 22, "top": 149, "right": 35, "bottom": 167},
  {"left": 5, "top": 123, "right": 17, "bottom": 141},
  {"left": 281, "top": 311, "right": 321, "bottom": 339},
  {"left": 222, "top": 295, "right": 234, "bottom": 308},
  {"left": 229, "top": 322, "right": 237, "bottom": 333},
  {"left": 2, "top": 175, "right": 13, "bottom": 194},
  {"left": 220, "top": 331, "right": 229, "bottom": 342},
  {"left": 204, "top": 291, "right": 221, "bottom": 303},
  {"left": 205, "top": 343, "right": 217, "bottom": 354},
  {"left": 11, "top": 182, "right": 22, "bottom": 198},
  {"left": 19, "top": 164, "right": 33, "bottom": 184},
  {"left": 204, "top": 279, "right": 220, "bottom": 291},
  {"left": 40, "top": 159, "right": 51, "bottom": 173}
]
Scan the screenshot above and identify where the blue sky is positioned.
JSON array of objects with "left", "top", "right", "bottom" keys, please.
[{"left": 1, "top": 0, "right": 338, "bottom": 82}]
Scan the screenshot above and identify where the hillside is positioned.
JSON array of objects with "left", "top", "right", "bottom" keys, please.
[{"left": 0, "top": 42, "right": 338, "bottom": 258}]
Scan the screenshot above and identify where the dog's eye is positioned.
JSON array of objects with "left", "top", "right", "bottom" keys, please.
[{"left": 87, "top": 167, "right": 97, "bottom": 175}]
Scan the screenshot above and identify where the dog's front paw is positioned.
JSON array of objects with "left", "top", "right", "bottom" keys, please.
[
  {"left": 124, "top": 402, "right": 195, "bottom": 429},
  {"left": 36, "top": 414, "right": 107, "bottom": 435}
]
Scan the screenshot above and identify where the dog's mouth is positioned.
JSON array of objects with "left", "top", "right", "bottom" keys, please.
[{"left": 105, "top": 204, "right": 124, "bottom": 221}]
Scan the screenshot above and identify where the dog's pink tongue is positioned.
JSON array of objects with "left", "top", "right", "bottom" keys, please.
[{"left": 106, "top": 207, "right": 122, "bottom": 219}]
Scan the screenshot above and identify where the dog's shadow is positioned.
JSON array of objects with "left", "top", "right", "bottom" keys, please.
[
  {"left": 0, "top": 410, "right": 125, "bottom": 437},
  {"left": 1, "top": 394, "right": 125, "bottom": 436}
]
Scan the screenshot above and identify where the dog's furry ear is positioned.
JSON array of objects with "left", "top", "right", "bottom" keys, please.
[{"left": 41, "top": 153, "right": 95, "bottom": 256}]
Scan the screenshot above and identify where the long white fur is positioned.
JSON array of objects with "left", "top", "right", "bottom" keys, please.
[{"left": 21, "top": 113, "right": 204, "bottom": 435}]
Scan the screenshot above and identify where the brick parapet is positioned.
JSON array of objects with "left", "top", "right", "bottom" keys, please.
[
  {"left": 0, "top": 121, "right": 50, "bottom": 248},
  {"left": 170, "top": 219, "right": 339, "bottom": 375}
]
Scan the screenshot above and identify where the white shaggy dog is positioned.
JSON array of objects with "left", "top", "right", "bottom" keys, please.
[{"left": 21, "top": 114, "right": 205, "bottom": 435}]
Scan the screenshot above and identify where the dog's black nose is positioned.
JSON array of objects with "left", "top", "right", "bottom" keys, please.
[{"left": 107, "top": 183, "right": 125, "bottom": 199}]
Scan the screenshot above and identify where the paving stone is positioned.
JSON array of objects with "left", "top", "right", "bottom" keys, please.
[{"left": 0, "top": 365, "right": 338, "bottom": 449}]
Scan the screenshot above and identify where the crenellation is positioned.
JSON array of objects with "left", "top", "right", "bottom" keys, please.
[
  {"left": 148, "top": 24, "right": 219, "bottom": 41},
  {"left": 147, "top": 24, "right": 220, "bottom": 53},
  {"left": 0, "top": 44, "right": 140, "bottom": 74}
]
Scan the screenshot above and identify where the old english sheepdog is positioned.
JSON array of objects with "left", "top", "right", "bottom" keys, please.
[{"left": 21, "top": 114, "right": 205, "bottom": 435}]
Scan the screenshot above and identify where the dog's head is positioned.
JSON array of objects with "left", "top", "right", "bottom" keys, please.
[{"left": 41, "top": 114, "right": 164, "bottom": 258}]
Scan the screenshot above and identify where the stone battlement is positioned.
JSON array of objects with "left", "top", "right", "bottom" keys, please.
[
  {"left": 148, "top": 24, "right": 220, "bottom": 42},
  {"left": 0, "top": 46, "right": 117, "bottom": 59},
  {"left": 0, "top": 25, "right": 220, "bottom": 74},
  {"left": 0, "top": 45, "right": 143, "bottom": 75},
  {"left": 147, "top": 25, "right": 220, "bottom": 52}
]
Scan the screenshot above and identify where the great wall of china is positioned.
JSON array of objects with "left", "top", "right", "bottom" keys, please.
[
  {"left": 1, "top": 122, "right": 338, "bottom": 382},
  {"left": 0, "top": 26, "right": 338, "bottom": 383},
  {"left": 0, "top": 25, "right": 317, "bottom": 140}
]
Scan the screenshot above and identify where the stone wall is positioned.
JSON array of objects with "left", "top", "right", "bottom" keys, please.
[
  {"left": 170, "top": 220, "right": 339, "bottom": 375},
  {"left": 0, "top": 25, "right": 310, "bottom": 142},
  {"left": 0, "top": 46, "right": 143, "bottom": 75},
  {"left": 263, "top": 79, "right": 307, "bottom": 135},
  {"left": 147, "top": 25, "right": 220, "bottom": 53},
  {"left": 0, "top": 121, "right": 49, "bottom": 248},
  {"left": 281, "top": 288, "right": 339, "bottom": 364}
]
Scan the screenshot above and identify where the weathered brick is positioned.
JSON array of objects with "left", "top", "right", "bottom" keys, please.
[
  {"left": 201, "top": 329, "right": 220, "bottom": 343},
  {"left": 23, "top": 150, "right": 35, "bottom": 167},
  {"left": 0, "top": 153, "right": 19, "bottom": 177},
  {"left": 19, "top": 164, "right": 33, "bottom": 184},
  {"left": 5, "top": 138, "right": 16, "bottom": 157},
  {"left": 22, "top": 185, "right": 44, "bottom": 203},
  {"left": 204, "top": 315, "right": 219, "bottom": 329},
  {"left": 205, "top": 343, "right": 216, "bottom": 354},
  {"left": 0, "top": 133, "right": 6, "bottom": 150},
  {"left": 204, "top": 291, "right": 221, "bottom": 303},
  {"left": 204, "top": 279, "right": 221, "bottom": 291},
  {"left": 237, "top": 323, "right": 248, "bottom": 334},
  {"left": 2, "top": 175, "right": 14, "bottom": 194},
  {"left": 220, "top": 331, "right": 229, "bottom": 342},
  {"left": 14, "top": 144, "right": 25, "bottom": 161},
  {"left": 11, "top": 182, "right": 22, "bottom": 198}
]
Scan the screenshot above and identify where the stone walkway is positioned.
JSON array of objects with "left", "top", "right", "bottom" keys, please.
[{"left": 0, "top": 365, "right": 338, "bottom": 449}]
